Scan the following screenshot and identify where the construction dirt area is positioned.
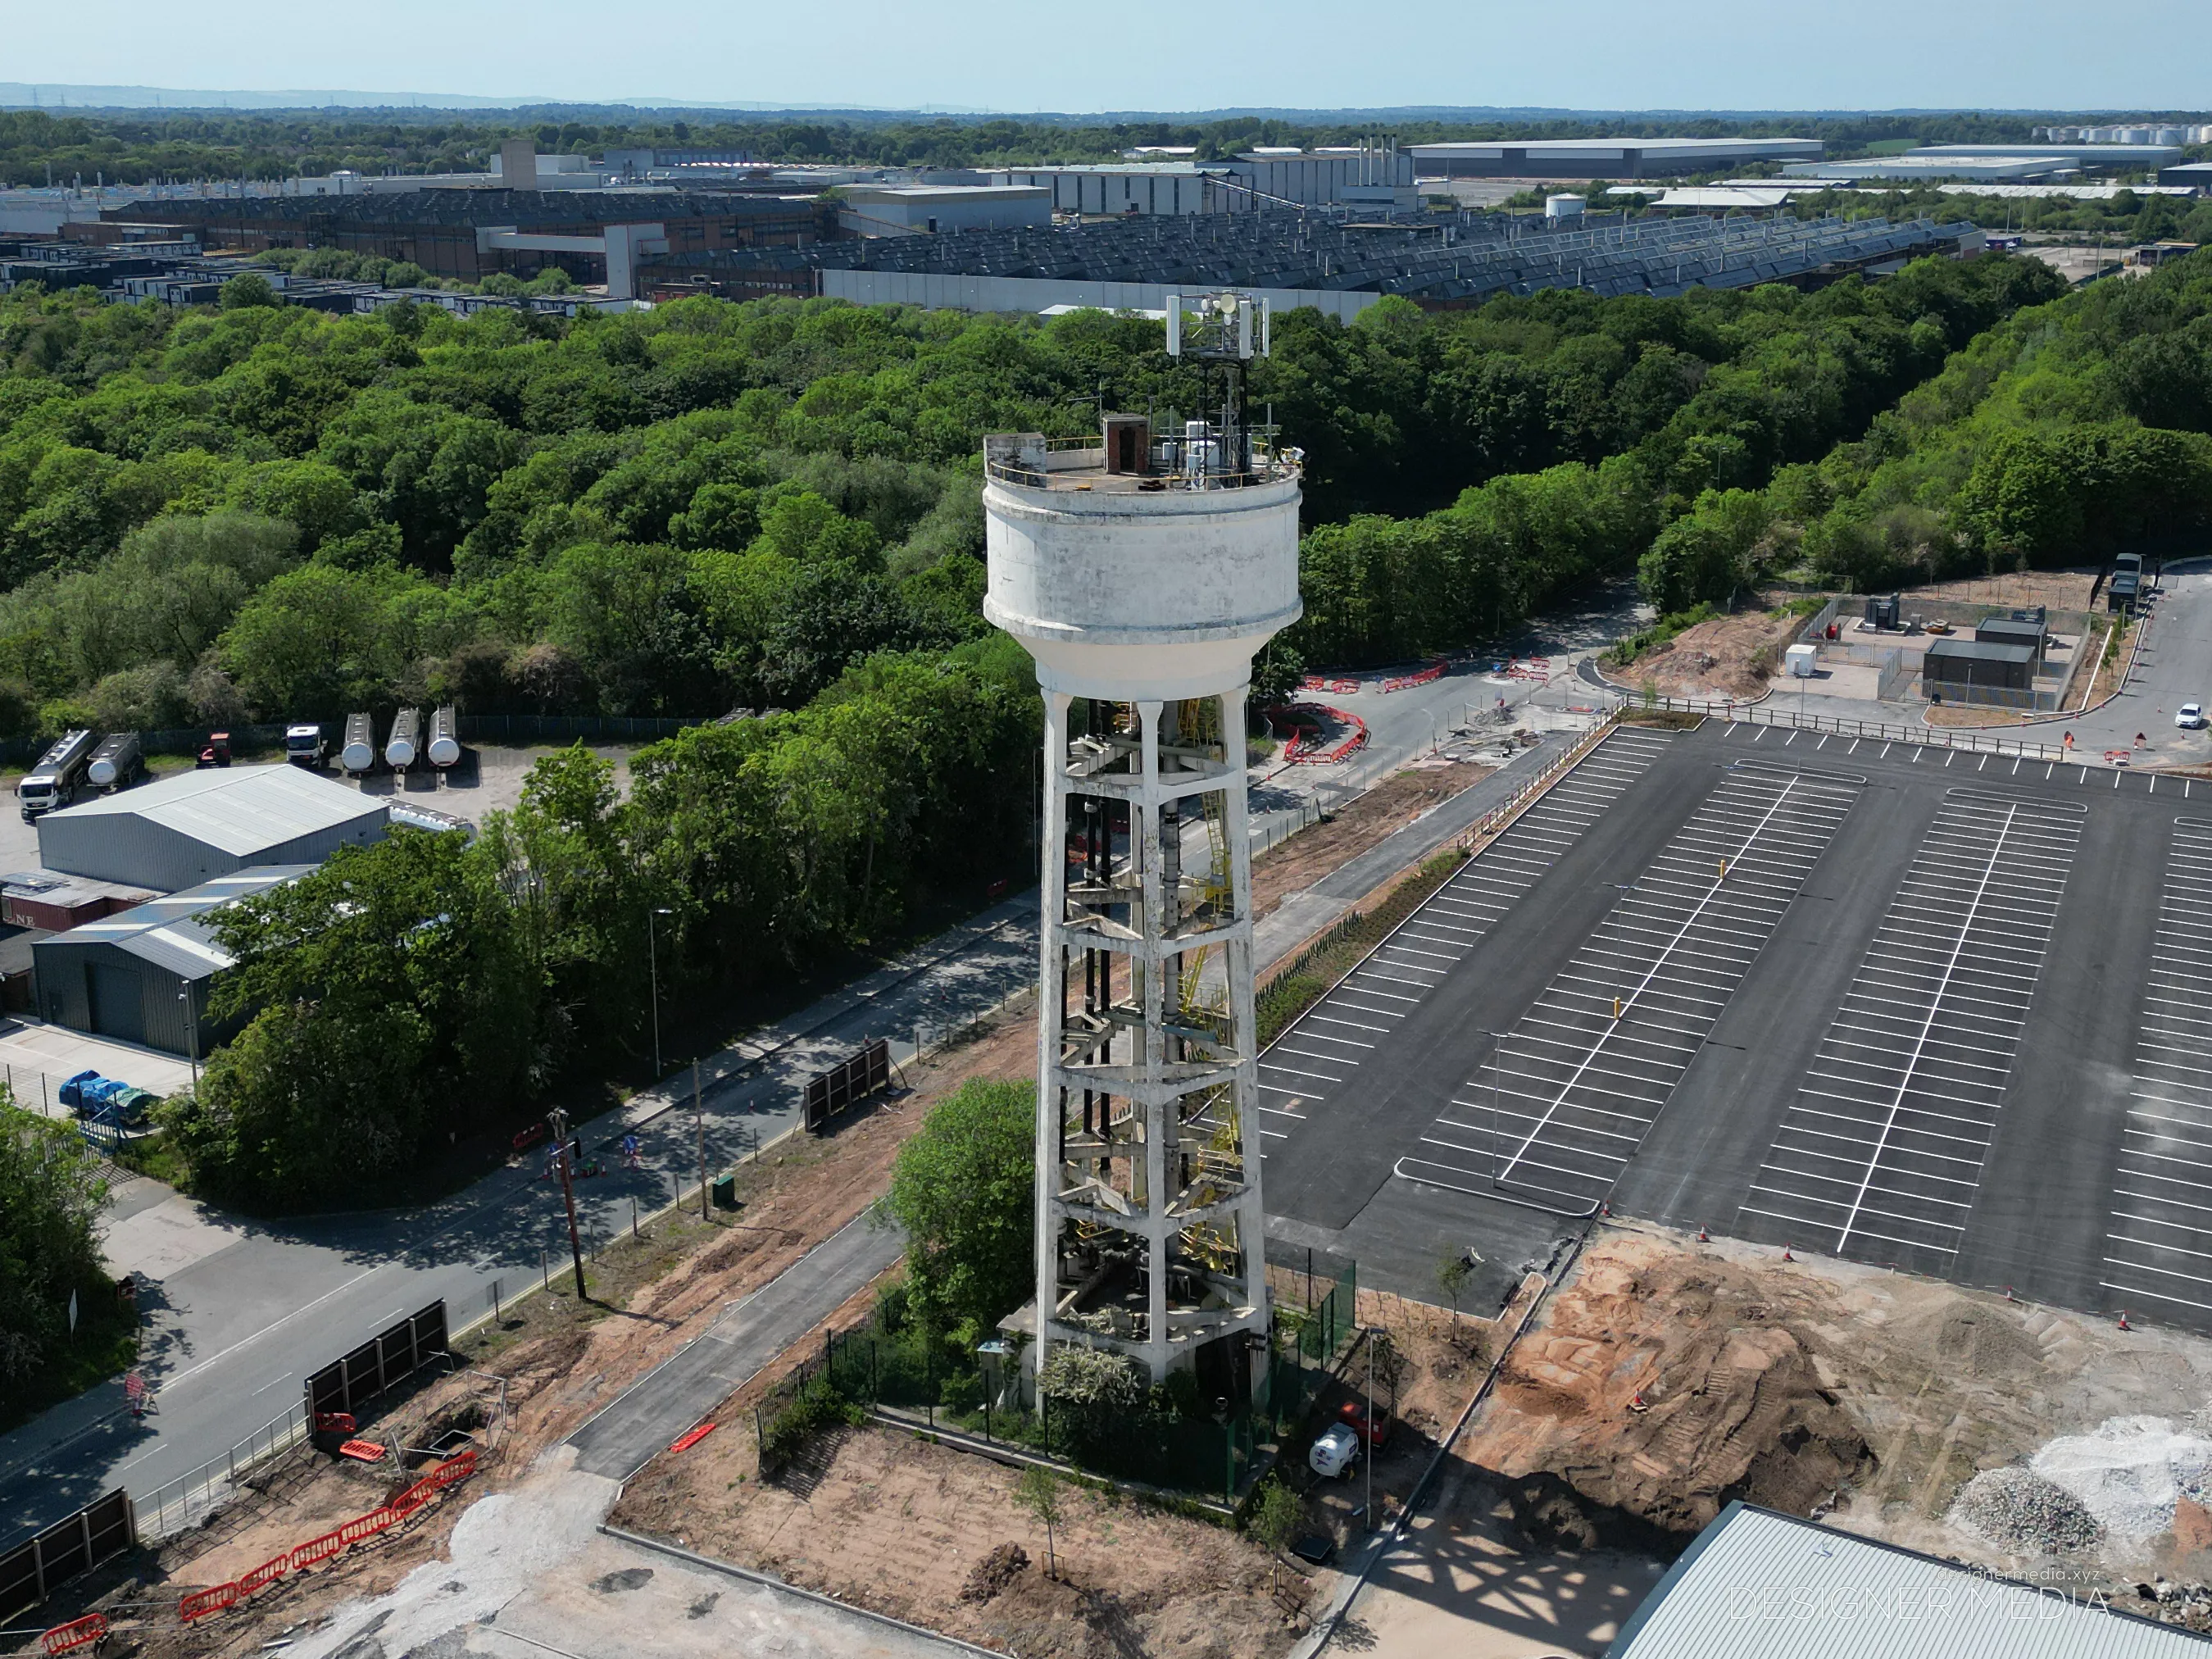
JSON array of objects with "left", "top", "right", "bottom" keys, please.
[
  {"left": 1607, "top": 607, "right": 1805, "bottom": 700},
  {"left": 1424, "top": 1221, "right": 2212, "bottom": 1633},
  {"left": 606, "top": 1273, "right": 1515, "bottom": 1659}
]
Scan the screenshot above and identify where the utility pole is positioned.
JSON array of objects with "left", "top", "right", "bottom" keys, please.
[
  {"left": 547, "top": 1107, "right": 586, "bottom": 1299},
  {"left": 1364, "top": 1332, "right": 1374, "bottom": 1529},
  {"left": 694, "top": 1060, "right": 706, "bottom": 1220}
]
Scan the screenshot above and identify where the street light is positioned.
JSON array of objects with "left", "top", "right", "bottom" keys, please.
[
  {"left": 1484, "top": 1029, "right": 1508, "bottom": 1186},
  {"left": 1421, "top": 709, "right": 1438, "bottom": 754},
  {"left": 178, "top": 987, "right": 200, "bottom": 1090},
  {"left": 647, "top": 906, "right": 675, "bottom": 1079}
]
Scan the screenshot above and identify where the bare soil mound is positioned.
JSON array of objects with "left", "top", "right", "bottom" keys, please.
[
  {"left": 1615, "top": 608, "right": 1805, "bottom": 700},
  {"left": 1465, "top": 1251, "right": 1872, "bottom": 1550}
]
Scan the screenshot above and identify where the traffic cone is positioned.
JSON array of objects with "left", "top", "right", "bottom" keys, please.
[
  {"left": 1782, "top": 1244, "right": 1795, "bottom": 1263},
  {"left": 1696, "top": 1225, "right": 1709, "bottom": 1243},
  {"left": 2119, "top": 1310, "right": 2132, "bottom": 1331},
  {"left": 2005, "top": 1287, "right": 2015, "bottom": 1302},
  {"left": 1601, "top": 1201, "right": 1612, "bottom": 1218}
]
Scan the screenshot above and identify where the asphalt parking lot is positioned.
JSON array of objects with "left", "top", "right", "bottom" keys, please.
[{"left": 1261, "top": 716, "right": 2212, "bottom": 1335}]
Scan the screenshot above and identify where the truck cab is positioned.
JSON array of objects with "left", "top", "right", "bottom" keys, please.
[
  {"left": 285, "top": 724, "right": 327, "bottom": 770},
  {"left": 18, "top": 729, "right": 98, "bottom": 822}
]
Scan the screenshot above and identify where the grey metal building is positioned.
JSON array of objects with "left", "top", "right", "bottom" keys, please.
[
  {"left": 1607, "top": 1502, "right": 2194, "bottom": 1657},
  {"left": 37, "top": 765, "right": 387, "bottom": 893},
  {"left": 34, "top": 867, "right": 313, "bottom": 1055},
  {"left": 1923, "top": 636, "right": 2037, "bottom": 695}
]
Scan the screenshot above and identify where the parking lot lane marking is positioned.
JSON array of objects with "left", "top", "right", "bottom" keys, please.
[{"left": 1741, "top": 794, "right": 2078, "bottom": 1261}]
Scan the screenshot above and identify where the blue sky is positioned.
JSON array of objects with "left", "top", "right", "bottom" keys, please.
[{"left": 9, "top": 0, "right": 2210, "bottom": 116}]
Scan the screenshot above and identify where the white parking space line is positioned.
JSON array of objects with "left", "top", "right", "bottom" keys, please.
[
  {"left": 1255, "top": 727, "right": 1674, "bottom": 1157},
  {"left": 1399, "top": 764, "right": 1862, "bottom": 1208},
  {"left": 1740, "top": 792, "right": 2083, "bottom": 1263},
  {"left": 2102, "top": 820, "right": 2212, "bottom": 1317}
]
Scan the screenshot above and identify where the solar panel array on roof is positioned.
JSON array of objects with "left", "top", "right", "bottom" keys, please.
[{"left": 645, "top": 209, "right": 1978, "bottom": 306}]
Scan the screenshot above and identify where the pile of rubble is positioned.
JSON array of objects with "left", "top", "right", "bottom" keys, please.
[{"left": 1947, "top": 1466, "right": 2103, "bottom": 1553}]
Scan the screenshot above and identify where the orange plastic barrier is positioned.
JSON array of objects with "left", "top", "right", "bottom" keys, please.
[
  {"left": 42, "top": 1615, "right": 108, "bottom": 1655},
  {"left": 238, "top": 1553, "right": 289, "bottom": 1597},
  {"left": 669, "top": 1423, "right": 716, "bottom": 1454},
  {"left": 179, "top": 1583, "right": 241, "bottom": 1623}
]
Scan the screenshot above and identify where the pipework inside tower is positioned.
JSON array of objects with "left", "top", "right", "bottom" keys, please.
[{"left": 1048, "top": 694, "right": 1256, "bottom": 1353}]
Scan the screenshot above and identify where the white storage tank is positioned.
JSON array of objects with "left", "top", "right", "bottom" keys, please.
[
  {"left": 426, "top": 705, "right": 461, "bottom": 769},
  {"left": 384, "top": 707, "right": 420, "bottom": 770},
  {"left": 340, "top": 712, "right": 377, "bottom": 775},
  {"left": 1785, "top": 642, "right": 1819, "bottom": 678},
  {"left": 1545, "top": 193, "right": 1587, "bottom": 220}
]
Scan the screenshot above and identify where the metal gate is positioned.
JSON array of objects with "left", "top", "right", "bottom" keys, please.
[
  {"left": 303, "top": 1300, "right": 448, "bottom": 1420},
  {"left": 804, "top": 1039, "right": 891, "bottom": 1132}
]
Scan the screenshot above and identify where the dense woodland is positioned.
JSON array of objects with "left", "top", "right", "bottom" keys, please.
[{"left": 1, "top": 243, "right": 2202, "bottom": 1208}]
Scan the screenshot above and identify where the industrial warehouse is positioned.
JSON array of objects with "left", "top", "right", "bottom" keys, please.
[
  {"left": 639, "top": 205, "right": 1980, "bottom": 311},
  {"left": 2, "top": 766, "right": 390, "bottom": 1057},
  {"left": 32, "top": 867, "right": 313, "bottom": 1054}
]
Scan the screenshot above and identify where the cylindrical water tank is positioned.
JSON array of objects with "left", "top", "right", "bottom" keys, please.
[
  {"left": 983, "top": 451, "right": 1302, "bottom": 701},
  {"left": 427, "top": 705, "right": 461, "bottom": 768},
  {"left": 340, "top": 711, "right": 376, "bottom": 775},
  {"left": 385, "top": 707, "right": 421, "bottom": 769}
]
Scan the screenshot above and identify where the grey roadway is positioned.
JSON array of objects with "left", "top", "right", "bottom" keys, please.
[
  {"left": 0, "top": 902, "right": 1034, "bottom": 1552},
  {"left": 0, "top": 612, "right": 1628, "bottom": 1552}
]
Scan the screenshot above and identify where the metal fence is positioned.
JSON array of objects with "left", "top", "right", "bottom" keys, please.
[
  {"left": 131, "top": 1401, "right": 310, "bottom": 1542},
  {"left": 795, "top": 1255, "right": 1361, "bottom": 1506},
  {"left": 1619, "top": 691, "right": 2069, "bottom": 762},
  {"left": 453, "top": 714, "right": 694, "bottom": 746},
  {"left": 303, "top": 1301, "right": 449, "bottom": 1420},
  {"left": 0, "top": 1491, "right": 134, "bottom": 1624}
]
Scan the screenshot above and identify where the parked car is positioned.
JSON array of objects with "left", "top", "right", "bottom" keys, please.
[
  {"left": 1337, "top": 1399, "right": 1393, "bottom": 1450},
  {"left": 1308, "top": 1423, "right": 1360, "bottom": 1480},
  {"left": 2178, "top": 702, "right": 2207, "bottom": 730}
]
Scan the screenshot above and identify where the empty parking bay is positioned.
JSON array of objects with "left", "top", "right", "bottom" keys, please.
[
  {"left": 2101, "top": 817, "right": 2212, "bottom": 1319},
  {"left": 1397, "top": 761, "right": 1862, "bottom": 1211},
  {"left": 1738, "top": 789, "right": 2085, "bottom": 1267},
  {"left": 1254, "top": 727, "right": 1672, "bottom": 1152}
]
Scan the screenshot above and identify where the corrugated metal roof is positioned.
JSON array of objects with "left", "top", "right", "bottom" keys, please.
[
  {"left": 1610, "top": 1504, "right": 2205, "bottom": 1658},
  {"left": 44, "top": 765, "right": 381, "bottom": 857},
  {"left": 58, "top": 866, "right": 316, "bottom": 980}
]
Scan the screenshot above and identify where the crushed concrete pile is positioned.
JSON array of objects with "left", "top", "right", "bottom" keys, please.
[
  {"left": 2032, "top": 1416, "right": 2212, "bottom": 1543},
  {"left": 1948, "top": 1466, "right": 2103, "bottom": 1552},
  {"left": 1457, "top": 1252, "right": 1872, "bottom": 1549}
]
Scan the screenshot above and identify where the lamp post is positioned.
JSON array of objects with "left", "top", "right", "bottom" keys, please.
[
  {"left": 1485, "top": 1029, "right": 1508, "bottom": 1186},
  {"left": 546, "top": 1106, "right": 586, "bottom": 1299},
  {"left": 647, "top": 906, "right": 675, "bottom": 1079},
  {"left": 178, "top": 987, "right": 199, "bottom": 1090}
]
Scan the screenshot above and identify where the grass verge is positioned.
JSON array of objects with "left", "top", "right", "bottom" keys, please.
[{"left": 1256, "top": 846, "right": 1469, "bottom": 1048}]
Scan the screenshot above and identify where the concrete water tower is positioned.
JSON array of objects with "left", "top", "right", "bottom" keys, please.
[{"left": 984, "top": 291, "right": 1301, "bottom": 1387}]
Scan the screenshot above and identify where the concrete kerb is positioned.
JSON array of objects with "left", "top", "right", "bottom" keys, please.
[
  {"left": 597, "top": 1525, "right": 1011, "bottom": 1659},
  {"left": 864, "top": 1407, "right": 1239, "bottom": 1522},
  {"left": 1257, "top": 721, "right": 1619, "bottom": 999},
  {"left": 1288, "top": 1238, "right": 1592, "bottom": 1659}
]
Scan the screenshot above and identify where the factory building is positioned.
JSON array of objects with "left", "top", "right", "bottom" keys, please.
[
  {"left": 836, "top": 184, "right": 1051, "bottom": 236},
  {"left": 639, "top": 207, "right": 1978, "bottom": 314},
  {"left": 989, "top": 146, "right": 1415, "bottom": 216},
  {"left": 990, "top": 163, "right": 1229, "bottom": 216},
  {"left": 32, "top": 868, "right": 312, "bottom": 1057},
  {"left": 1787, "top": 143, "right": 2183, "bottom": 184},
  {"left": 1410, "top": 137, "right": 1823, "bottom": 179},
  {"left": 1610, "top": 1502, "right": 2201, "bottom": 1658},
  {"left": 99, "top": 191, "right": 831, "bottom": 286},
  {"left": 36, "top": 765, "right": 388, "bottom": 894}
]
